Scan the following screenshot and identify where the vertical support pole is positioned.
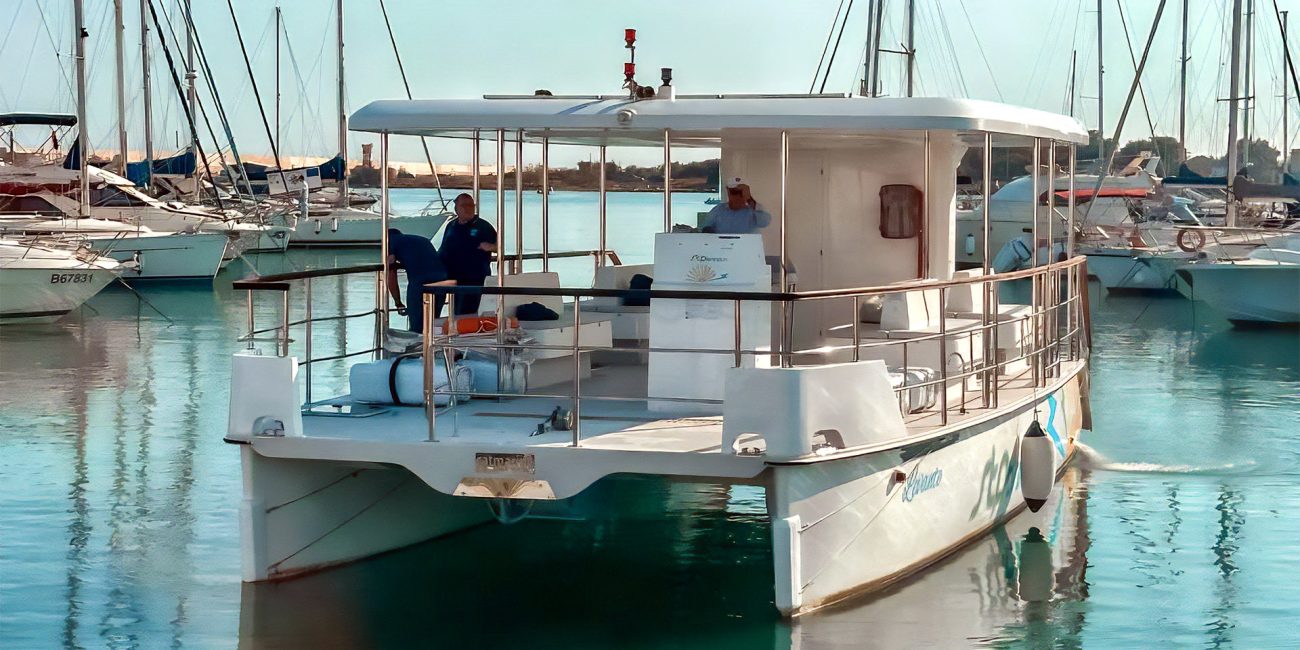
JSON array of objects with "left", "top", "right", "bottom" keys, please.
[
  {"left": 472, "top": 129, "right": 481, "bottom": 208},
  {"left": 1068, "top": 144, "right": 1078, "bottom": 256},
  {"left": 279, "top": 290, "right": 290, "bottom": 357},
  {"left": 981, "top": 132, "right": 993, "bottom": 408},
  {"left": 1047, "top": 140, "right": 1056, "bottom": 260},
  {"left": 851, "top": 296, "right": 861, "bottom": 362},
  {"left": 598, "top": 144, "right": 608, "bottom": 267},
  {"left": 424, "top": 293, "right": 436, "bottom": 442},
  {"left": 938, "top": 286, "right": 948, "bottom": 426},
  {"left": 1031, "top": 138, "right": 1041, "bottom": 268},
  {"left": 305, "top": 276, "right": 313, "bottom": 404},
  {"left": 496, "top": 129, "right": 506, "bottom": 280},
  {"left": 275, "top": 6, "right": 281, "bottom": 155},
  {"left": 779, "top": 130, "right": 790, "bottom": 367},
  {"left": 380, "top": 132, "right": 391, "bottom": 343},
  {"left": 918, "top": 131, "right": 929, "bottom": 278},
  {"left": 245, "top": 291, "right": 255, "bottom": 351},
  {"left": 541, "top": 136, "right": 551, "bottom": 271},
  {"left": 663, "top": 129, "right": 672, "bottom": 232},
  {"left": 571, "top": 298, "right": 582, "bottom": 447},
  {"left": 515, "top": 130, "right": 524, "bottom": 273},
  {"left": 734, "top": 298, "right": 743, "bottom": 367}
]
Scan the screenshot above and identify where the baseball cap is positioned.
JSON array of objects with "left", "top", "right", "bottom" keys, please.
[{"left": 724, "top": 176, "right": 745, "bottom": 189}]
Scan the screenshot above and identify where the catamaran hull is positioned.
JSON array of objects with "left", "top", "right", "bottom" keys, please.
[
  {"left": 767, "top": 369, "right": 1084, "bottom": 616},
  {"left": 1178, "top": 265, "right": 1300, "bottom": 324},
  {"left": 289, "top": 212, "right": 441, "bottom": 246},
  {"left": 232, "top": 357, "right": 1085, "bottom": 617},
  {"left": 0, "top": 267, "right": 117, "bottom": 323},
  {"left": 88, "top": 232, "right": 230, "bottom": 280}
]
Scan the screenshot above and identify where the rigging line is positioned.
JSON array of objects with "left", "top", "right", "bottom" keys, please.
[
  {"left": 933, "top": 0, "right": 970, "bottom": 97},
  {"left": 377, "top": 0, "right": 444, "bottom": 204},
  {"left": 157, "top": 0, "right": 243, "bottom": 202},
  {"left": 1116, "top": 0, "right": 1159, "bottom": 150},
  {"left": 177, "top": 0, "right": 258, "bottom": 201},
  {"left": 224, "top": 0, "right": 282, "bottom": 170},
  {"left": 145, "top": 0, "right": 225, "bottom": 211},
  {"left": 33, "top": 0, "right": 75, "bottom": 101},
  {"left": 280, "top": 23, "right": 327, "bottom": 158},
  {"left": 819, "top": 0, "right": 857, "bottom": 94},
  {"left": 955, "top": 0, "right": 1003, "bottom": 101},
  {"left": 1269, "top": 0, "right": 1300, "bottom": 120},
  {"left": 171, "top": 0, "right": 254, "bottom": 202},
  {"left": 811, "top": 0, "right": 850, "bottom": 93}
]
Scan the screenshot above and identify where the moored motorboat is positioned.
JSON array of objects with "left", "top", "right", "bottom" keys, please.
[
  {"left": 1176, "top": 234, "right": 1300, "bottom": 325},
  {"left": 225, "top": 88, "right": 1092, "bottom": 617}
]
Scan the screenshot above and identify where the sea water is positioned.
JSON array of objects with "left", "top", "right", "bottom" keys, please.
[{"left": 1, "top": 190, "right": 1298, "bottom": 648}]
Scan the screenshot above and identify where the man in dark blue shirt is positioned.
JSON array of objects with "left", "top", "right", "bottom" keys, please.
[
  {"left": 439, "top": 193, "right": 498, "bottom": 314},
  {"left": 386, "top": 228, "right": 449, "bottom": 333}
]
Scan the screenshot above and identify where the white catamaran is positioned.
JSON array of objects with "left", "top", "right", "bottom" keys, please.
[{"left": 225, "top": 91, "right": 1092, "bottom": 616}]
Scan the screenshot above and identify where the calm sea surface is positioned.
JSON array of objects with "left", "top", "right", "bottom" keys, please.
[{"left": 2, "top": 190, "right": 1298, "bottom": 648}]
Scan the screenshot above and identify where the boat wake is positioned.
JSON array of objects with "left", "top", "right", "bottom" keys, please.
[{"left": 1075, "top": 443, "right": 1256, "bottom": 475}]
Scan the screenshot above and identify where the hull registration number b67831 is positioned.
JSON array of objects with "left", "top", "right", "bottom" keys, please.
[{"left": 50, "top": 273, "right": 94, "bottom": 284}]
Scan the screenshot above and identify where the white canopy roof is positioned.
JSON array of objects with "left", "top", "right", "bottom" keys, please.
[{"left": 349, "top": 95, "right": 1089, "bottom": 146}]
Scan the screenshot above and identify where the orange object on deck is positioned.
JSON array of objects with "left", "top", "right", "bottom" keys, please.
[{"left": 440, "top": 315, "right": 519, "bottom": 335}]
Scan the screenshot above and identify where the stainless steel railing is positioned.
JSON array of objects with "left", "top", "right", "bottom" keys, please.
[{"left": 417, "top": 256, "right": 1090, "bottom": 447}]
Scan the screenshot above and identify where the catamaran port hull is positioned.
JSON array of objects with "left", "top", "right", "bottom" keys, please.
[{"left": 230, "top": 356, "right": 1084, "bottom": 617}]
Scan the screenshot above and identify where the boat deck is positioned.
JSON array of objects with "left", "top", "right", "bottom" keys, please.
[{"left": 293, "top": 359, "right": 1074, "bottom": 457}]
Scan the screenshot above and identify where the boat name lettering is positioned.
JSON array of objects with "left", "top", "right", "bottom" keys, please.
[
  {"left": 474, "top": 452, "right": 535, "bottom": 475},
  {"left": 690, "top": 255, "right": 727, "bottom": 262},
  {"left": 901, "top": 468, "right": 943, "bottom": 502},
  {"left": 50, "top": 273, "right": 93, "bottom": 284}
]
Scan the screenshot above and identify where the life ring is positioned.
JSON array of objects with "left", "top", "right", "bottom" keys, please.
[
  {"left": 440, "top": 315, "right": 519, "bottom": 335},
  {"left": 1176, "top": 229, "right": 1206, "bottom": 253}
]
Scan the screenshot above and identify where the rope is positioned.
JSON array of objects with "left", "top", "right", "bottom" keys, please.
[
  {"left": 378, "top": 0, "right": 445, "bottom": 206},
  {"left": 955, "top": 0, "right": 1003, "bottom": 101},
  {"left": 225, "top": 0, "right": 283, "bottom": 170},
  {"left": 810, "top": 0, "right": 850, "bottom": 93},
  {"left": 819, "top": 0, "right": 858, "bottom": 94}
]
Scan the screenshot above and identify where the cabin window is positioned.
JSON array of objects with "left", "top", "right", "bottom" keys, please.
[
  {"left": 92, "top": 186, "right": 149, "bottom": 207},
  {"left": 0, "top": 194, "right": 61, "bottom": 215},
  {"left": 879, "top": 184, "right": 922, "bottom": 239}
]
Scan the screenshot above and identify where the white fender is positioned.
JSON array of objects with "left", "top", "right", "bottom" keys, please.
[{"left": 1020, "top": 421, "right": 1054, "bottom": 512}]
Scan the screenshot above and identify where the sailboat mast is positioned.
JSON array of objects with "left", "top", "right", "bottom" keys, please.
[
  {"left": 1285, "top": 10, "right": 1291, "bottom": 174},
  {"left": 185, "top": 0, "right": 198, "bottom": 200},
  {"left": 905, "top": 0, "right": 915, "bottom": 97},
  {"left": 275, "top": 6, "right": 281, "bottom": 153},
  {"left": 1097, "top": 0, "right": 1106, "bottom": 166},
  {"left": 140, "top": 0, "right": 154, "bottom": 189},
  {"left": 1070, "top": 50, "right": 1077, "bottom": 117},
  {"left": 74, "top": 0, "right": 90, "bottom": 217},
  {"left": 113, "top": 0, "right": 127, "bottom": 173},
  {"left": 1179, "top": 0, "right": 1188, "bottom": 153},
  {"left": 1226, "top": 0, "right": 1244, "bottom": 227},
  {"left": 1244, "top": 0, "right": 1253, "bottom": 166},
  {"left": 862, "top": 0, "right": 876, "bottom": 96},
  {"left": 336, "top": 0, "right": 348, "bottom": 206}
]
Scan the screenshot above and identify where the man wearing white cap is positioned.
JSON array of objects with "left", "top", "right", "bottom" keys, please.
[{"left": 701, "top": 177, "right": 771, "bottom": 234}]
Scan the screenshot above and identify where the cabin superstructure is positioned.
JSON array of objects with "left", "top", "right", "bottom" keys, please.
[{"left": 227, "top": 94, "right": 1091, "bottom": 616}]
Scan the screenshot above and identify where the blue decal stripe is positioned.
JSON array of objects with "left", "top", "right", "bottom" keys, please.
[{"left": 1045, "top": 395, "right": 1066, "bottom": 457}]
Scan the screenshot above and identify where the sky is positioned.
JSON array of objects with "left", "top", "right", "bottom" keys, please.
[{"left": 3, "top": 0, "right": 1299, "bottom": 171}]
